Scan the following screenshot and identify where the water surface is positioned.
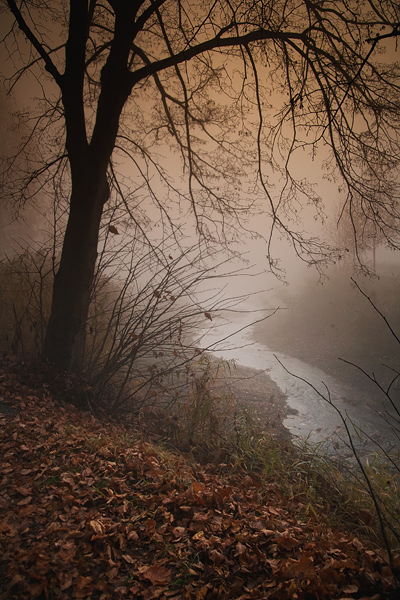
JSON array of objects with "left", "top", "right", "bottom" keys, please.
[{"left": 198, "top": 310, "right": 399, "bottom": 458}]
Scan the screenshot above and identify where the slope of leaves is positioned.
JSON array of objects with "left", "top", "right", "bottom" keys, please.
[{"left": 0, "top": 366, "right": 399, "bottom": 599}]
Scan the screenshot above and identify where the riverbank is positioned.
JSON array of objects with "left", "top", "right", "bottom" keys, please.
[
  {"left": 213, "top": 362, "right": 294, "bottom": 443},
  {"left": 203, "top": 315, "right": 399, "bottom": 458}
]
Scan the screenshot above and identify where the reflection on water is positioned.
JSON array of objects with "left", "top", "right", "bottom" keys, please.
[{"left": 198, "top": 310, "right": 399, "bottom": 459}]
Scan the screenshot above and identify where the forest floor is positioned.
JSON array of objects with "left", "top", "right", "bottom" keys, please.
[{"left": 0, "top": 362, "right": 399, "bottom": 599}]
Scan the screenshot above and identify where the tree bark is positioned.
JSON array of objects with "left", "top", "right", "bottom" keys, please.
[
  {"left": 42, "top": 161, "right": 109, "bottom": 372},
  {"left": 41, "top": 1, "right": 134, "bottom": 373}
]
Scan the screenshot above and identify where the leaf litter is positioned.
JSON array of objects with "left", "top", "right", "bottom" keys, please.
[{"left": 0, "top": 367, "right": 399, "bottom": 599}]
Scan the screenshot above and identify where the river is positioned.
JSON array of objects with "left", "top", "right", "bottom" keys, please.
[{"left": 197, "top": 309, "right": 400, "bottom": 460}]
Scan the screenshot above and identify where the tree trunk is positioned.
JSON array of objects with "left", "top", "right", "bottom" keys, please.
[
  {"left": 41, "top": 2, "right": 135, "bottom": 373},
  {"left": 42, "top": 162, "right": 109, "bottom": 372}
]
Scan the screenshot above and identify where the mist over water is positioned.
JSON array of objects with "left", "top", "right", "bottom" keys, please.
[{"left": 198, "top": 259, "right": 400, "bottom": 459}]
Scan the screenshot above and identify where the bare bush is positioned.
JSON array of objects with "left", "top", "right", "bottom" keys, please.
[
  {"left": 0, "top": 243, "right": 54, "bottom": 361},
  {"left": 0, "top": 223, "right": 257, "bottom": 417}
]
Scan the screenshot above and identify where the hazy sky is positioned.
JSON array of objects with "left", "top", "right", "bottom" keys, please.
[{"left": 1, "top": 5, "right": 399, "bottom": 292}]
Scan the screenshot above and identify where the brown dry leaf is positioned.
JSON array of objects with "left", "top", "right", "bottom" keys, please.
[
  {"left": 90, "top": 519, "right": 105, "bottom": 534},
  {"left": 277, "top": 536, "right": 299, "bottom": 550},
  {"left": 268, "top": 507, "right": 281, "bottom": 516},
  {"left": 210, "top": 550, "right": 225, "bottom": 566},
  {"left": 191, "top": 481, "right": 205, "bottom": 493},
  {"left": 261, "top": 529, "right": 276, "bottom": 538},
  {"left": 145, "top": 518, "right": 157, "bottom": 535},
  {"left": 114, "top": 586, "right": 128, "bottom": 595},
  {"left": 0, "top": 366, "right": 398, "bottom": 600},
  {"left": 58, "top": 572, "right": 74, "bottom": 591},
  {"left": 142, "top": 565, "right": 172, "bottom": 586},
  {"left": 17, "top": 495, "right": 32, "bottom": 505},
  {"left": 341, "top": 583, "right": 359, "bottom": 594},
  {"left": 192, "top": 530, "right": 206, "bottom": 542},
  {"left": 122, "top": 554, "right": 135, "bottom": 564},
  {"left": 293, "top": 555, "right": 316, "bottom": 578},
  {"left": 16, "top": 486, "right": 31, "bottom": 495},
  {"left": 393, "top": 554, "right": 400, "bottom": 569},
  {"left": 213, "top": 486, "right": 233, "bottom": 508},
  {"left": 61, "top": 474, "right": 75, "bottom": 487},
  {"left": 172, "top": 526, "right": 186, "bottom": 538},
  {"left": 352, "top": 538, "right": 364, "bottom": 551},
  {"left": 127, "top": 530, "right": 139, "bottom": 542},
  {"left": 76, "top": 575, "right": 94, "bottom": 593},
  {"left": 195, "top": 585, "right": 209, "bottom": 600},
  {"left": 236, "top": 542, "right": 247, "bottom": 555},
  {"left": 27, "top": 582, "right": 44, "bottom": 598},
  {"left": 57, "top": 542, "right": 77, "bottom": 562}
]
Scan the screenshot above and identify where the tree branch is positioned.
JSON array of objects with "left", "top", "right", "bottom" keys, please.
[{"left": 5, "top": 0, "right": 63, "bottom": 86}]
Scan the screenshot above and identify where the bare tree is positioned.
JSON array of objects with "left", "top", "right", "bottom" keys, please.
[{"left": 1, "top": 0, "right": 400, "bottom": 372}]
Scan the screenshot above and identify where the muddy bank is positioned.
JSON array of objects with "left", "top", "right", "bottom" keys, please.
[{"left": 214, "top": 362, "right": 293, "bottom": 443}]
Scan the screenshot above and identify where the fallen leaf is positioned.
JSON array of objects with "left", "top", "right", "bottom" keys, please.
[
  {"left": 16, "top": 486, "right": 31, "bottom": 495},
  {"left": 236, "top": 542, "right": 247, "bottom": 555},
  {"left": 210, "top": 550, "right": 225, "bottom": 565},
  {"left": 58, "top": 572, "right": 74, "bottom": 591},
  {"left": 145, "top": 518, "right": 157, "bottom": 535},
  {"left": 122, "top": 554, "right": 135, "bottom": 564},
  {"left": 191, "top": 481, "right": 205, "bottom": 493},
  {"left": 293, "top": 555, "right": 316, "bottom": 578},
  {"left": 76, "top": 575, "right": 93, "bottom": 592},
  {"left": 90, "top": 519, "right": 105, "bottom": 535},
  {"left": 341, "top": 583, "right": 359, "bottom": 594},
  {"left": 142, "top": 565, "right": 172, "bottom": 586},
  {"left": 27, "top": 582, "right": 44, "bottom": 598},
  {"left": 57, "top": 542, "right": 77, "bottom": 563},
  {"left": 277, "top": 536, "right": 298, "bottom": 550},
  {"left": 17, "top": 495, "right": 32, "bottom": 506},
  {"left": 352, "top": 538, "right": 364, "bottom": 551}
]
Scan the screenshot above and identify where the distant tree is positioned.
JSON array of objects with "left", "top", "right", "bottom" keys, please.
[{"left": 1, "top": 0, "right": 400, "bottom": 372}]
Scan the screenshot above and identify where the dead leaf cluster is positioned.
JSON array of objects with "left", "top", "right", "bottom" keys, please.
[{"left": 0, "top": 367, "right": 398, "bottom": 599}]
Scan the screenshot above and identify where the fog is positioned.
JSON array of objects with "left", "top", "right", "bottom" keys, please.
[
  {"left": 2, "top": 93, "right": 399, "bottom": 453},
  {"left": 1, "top": 27, "right": 399, "bottom": 458},
  {"left": 193, "top": 243, "right": 400, "bottom": 457}
]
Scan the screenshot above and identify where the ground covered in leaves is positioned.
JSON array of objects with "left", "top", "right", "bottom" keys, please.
[{"left": 0, "top": 366, "right": 399, "bottom": 599}]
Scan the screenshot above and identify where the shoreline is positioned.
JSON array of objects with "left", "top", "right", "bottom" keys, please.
[{"left": 213, "top": 361, "right": 294, "bottom": 443}]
